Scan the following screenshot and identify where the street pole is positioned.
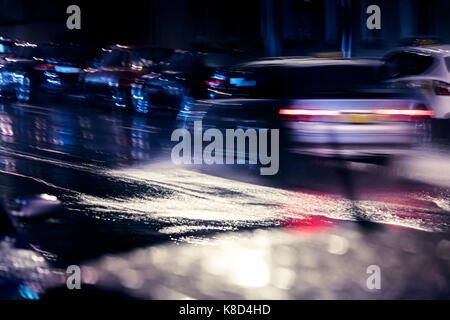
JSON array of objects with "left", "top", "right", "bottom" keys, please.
[
  {"left": 261, "top": 0, "right": 281, "bottom": 57},
  {"left": 340, "top": 0, "right": 352, "bottom": 59}
]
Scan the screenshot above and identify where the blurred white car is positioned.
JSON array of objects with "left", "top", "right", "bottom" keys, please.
[
  {"left": 178, "top": 58, "right": 433, "bottom": 160},
  {"left": 380, "top": 45, "right": 450, "bottom": 119}
]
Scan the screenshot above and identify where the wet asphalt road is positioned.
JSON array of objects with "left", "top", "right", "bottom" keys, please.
[{"left": 0, "top": 99, "right": 450, "bottom": 299}]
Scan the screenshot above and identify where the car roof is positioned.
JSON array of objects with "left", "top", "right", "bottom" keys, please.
[
  {"left": 390, "top": 45, "right": 450, "bottom": 58},
  {"left": 237, "top": 57, "right": 381, "bottom": 69}
]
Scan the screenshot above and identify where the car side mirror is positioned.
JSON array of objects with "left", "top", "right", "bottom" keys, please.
[{"left": 10, "top": 194, "right": 61, "bottom": 221}]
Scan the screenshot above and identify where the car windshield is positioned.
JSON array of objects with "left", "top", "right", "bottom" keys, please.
[
  {"left": 130, "top": 48, "right": 174, "bottom": 68},
  {"left": 36, "top": 46, "right": 90, "bottom": 63},
  {"left": 162, "top": 52, "right": 199, "bottom": 72},
  {"left": 9, "top": 45, "right": 39, "bottom": 59}
]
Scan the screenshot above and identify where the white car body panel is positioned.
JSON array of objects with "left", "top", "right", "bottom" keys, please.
[{"left": 385, "top": 46, "right": 450, "bottom": 119}]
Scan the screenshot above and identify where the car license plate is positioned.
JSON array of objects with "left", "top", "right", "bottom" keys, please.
[{"left": 348, "top": 114, "right": 376, "bottom": 123}]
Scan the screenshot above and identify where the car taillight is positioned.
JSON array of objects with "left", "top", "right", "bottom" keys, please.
[
  {"left": 279, "top": 109, "right": 342, "bottom": 116},
  {"left": 433, "top": 80, "right": 450, "bottom": 96},
  {"left": 205, "top": 80, "right": 223, "bottom": 87},
  {"left": 205, "top": 73, "right": 227, "bottom": 88},
  {"left": 279, "top": 109, "right": 342, "bottom": 122},
  {"left": 34, "top": 63, "right": 55, "bottom": 71},
  {"left": 280, "top": 106, "right": 433, "bottom": 123},
  {"left": 373, "top": 109, "right": 434, "bottom": 117}
]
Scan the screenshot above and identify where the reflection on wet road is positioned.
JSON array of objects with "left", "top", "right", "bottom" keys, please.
[
  {"left": 1, "top": 101, "right": 450, "bottom": 243},
  {"left": 0, "top": 100, "right": 449, "bottom": 298}
]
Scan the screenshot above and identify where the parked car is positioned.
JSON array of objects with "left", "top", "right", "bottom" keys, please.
[
  {"left": 80, "top": 45, "right": 174, "bottom": 108},
  {"left": 0, "top": 42, "right": 94, "bottom": 102},
  {"left": 177, "top": 58, "right": 433, "bottom": 161},
  {"left": 379, "top": 45, "right": 450, "bottom": 119},
  {"left": 130, "top": 49, "right": 252, "bottom": 115},
  {"left": 0, "top": 41, "right": 38, "bottom": 102},
  {"left": 32, "top": 43, "right": 96, "bottom": 98}
]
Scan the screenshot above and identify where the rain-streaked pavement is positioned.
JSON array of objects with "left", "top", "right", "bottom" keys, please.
[{"left": 0, "top": 99, "right": 450, "bottom": 299}]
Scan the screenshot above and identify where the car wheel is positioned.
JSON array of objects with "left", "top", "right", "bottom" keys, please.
[
  {"left": 111, "top": 86, "right": 129, "bottom": 108},
  {"left": 131, "top": 85, "right": 151, "bottom": 114},
  {"left": 180, "top": 93, "right": 195, "bottom": 111},
  {"left": 415, "top": 120, "right": 432, "bottom": 145}
]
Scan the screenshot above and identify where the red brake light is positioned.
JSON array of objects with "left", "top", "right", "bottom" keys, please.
[
  {"left": 434, "top": 81, "right": 450, "bottom": 96},
  {"left": 279, "top": 109, "right": 342, "bottom": 116},
  {"left": 34, "top": 63, "right": 55, "bottom": 71},
  {"left": 206, "top": 80, "right": 224, "bottom": 87},
  {"left": 373, "top": 109, "right": 434, "bottom": 117}
]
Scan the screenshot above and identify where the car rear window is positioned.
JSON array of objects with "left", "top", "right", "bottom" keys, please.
[
  {"left": 98, "top": 49, "right": 129, "bottom": 67},
  {"left": 379, "top": 52, "right": 435, "bottom": 79},
  {"left": 228, "top": 65, "right": 380, "bottom": 99}
]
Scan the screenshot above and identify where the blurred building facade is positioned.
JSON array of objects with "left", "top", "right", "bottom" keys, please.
[
  {"left": 0, "top": 0, "right": 449, "bottom": 57},
  {"left": 261, "top": 0, "right": 450, "bottom": 57}
]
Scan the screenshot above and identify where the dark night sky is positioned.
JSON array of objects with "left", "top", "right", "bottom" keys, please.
[
  {"left": 0, "top": 0, "right": 261, "bottom": 48},
  {"left": 0, "top": 0, "right": 154, "bottom": 45},
  {"left": 1, "top": 0, "right": 450, "bottom": 57}
]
